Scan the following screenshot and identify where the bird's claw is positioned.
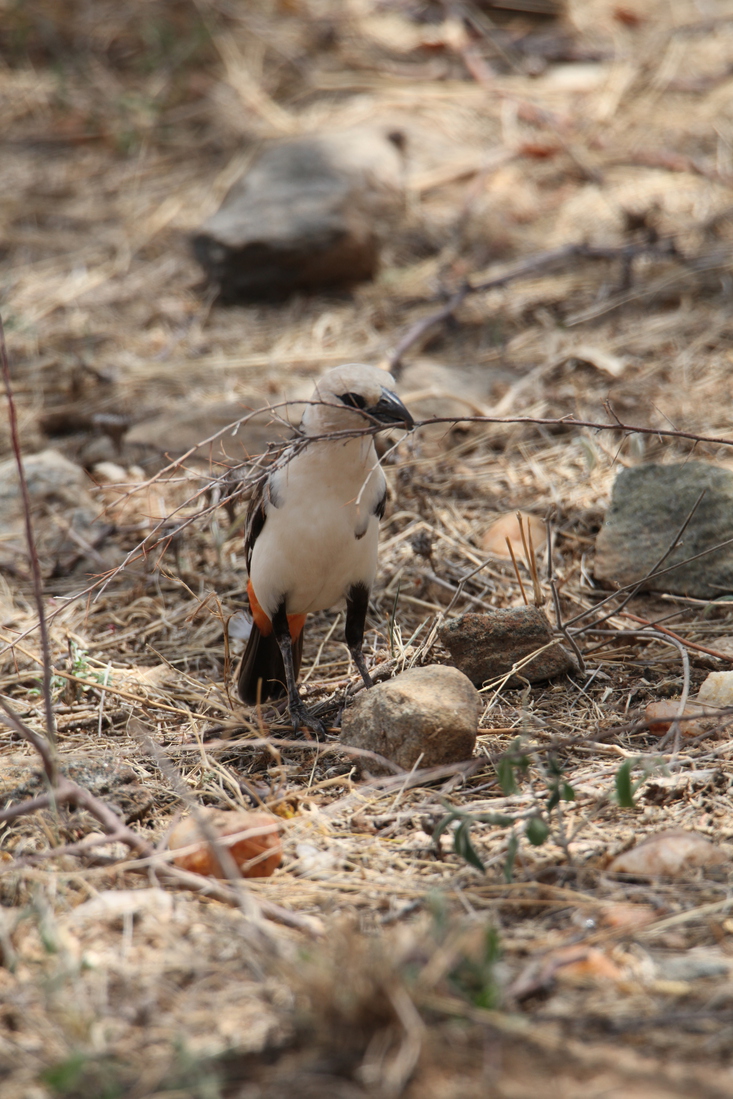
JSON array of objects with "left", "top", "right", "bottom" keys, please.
[{"left": 288, "top": 702, "right": 327, "bottom": 738}]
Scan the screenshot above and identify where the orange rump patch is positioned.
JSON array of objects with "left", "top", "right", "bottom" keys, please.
[{"left": 247, "top": 580, "right": 306, "bottom": 641}]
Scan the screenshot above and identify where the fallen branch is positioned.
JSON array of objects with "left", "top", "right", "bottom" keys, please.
[{"left": 387, "top": 239, "right": 683, "bottom": 371}]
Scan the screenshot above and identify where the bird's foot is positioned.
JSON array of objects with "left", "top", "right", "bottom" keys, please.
[
  {"left": 288, "top": 700, "right": 327, "bottom": 738},
  {"left": 350, "top": 648, "right": 374, "bottom": 690}
]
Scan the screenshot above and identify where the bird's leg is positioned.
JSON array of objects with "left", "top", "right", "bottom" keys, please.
[
  {"left": 271, "top": 603, "right": 325, "bottom": 735},
  {"left": 345, "top": 582, "right": 374, "bottom": 689}
]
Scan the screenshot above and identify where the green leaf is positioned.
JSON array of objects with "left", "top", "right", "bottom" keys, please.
[
  {"left": 497, "top": 755, "right": 518, "bottom": 795},
  {"left": 476, "top": 812, "right": 516, "bottom": 828},
  {"left": 503, "top": 834, "right": 519, "bottom": 882},
  {"left": 454, "top": 820, "right": 485, "bottom": 873},
  {"left": 525, "top": 816, "right": 549, "bottom": 846},
  {"left": 546, "top": 784, "right": 561, "bottom": 812},
  {"left": 432, "top": 813, "right": 458, "bottom": 842},
  {"left": 615, "top": 760, "right": 635, "bottom": 807},
  {"left": 43, "top": 1053, "right": 87, "bottom": 1093},
  {"left": 563, "top": 782, "right": 576, "bottom": 801}
]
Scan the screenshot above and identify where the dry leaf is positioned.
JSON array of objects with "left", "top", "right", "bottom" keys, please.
[
  {"left": 168, "top": 809, "right": 282, "bottom": 878},
  {"left": 599, "top": 903, "right": 657, "bottom": 930},
  {"left": 609, "top": 829, "right": 726, "bottom": 878},
  {"left": 481, "top": 511, "right": 545, "bottom": 559},
  {"left": 509, "top": 943, "right": 624, "bottom": 998},
  {"left": 559, "top": 946, "right": 625, "bottom": 983}
]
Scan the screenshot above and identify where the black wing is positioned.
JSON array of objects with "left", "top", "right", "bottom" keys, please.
[
  {"left": 244, "top": 477, "right": 268, "bottom": 572},
  {"left": 244, "top": 471, "right": 284, "bottom": 570}
]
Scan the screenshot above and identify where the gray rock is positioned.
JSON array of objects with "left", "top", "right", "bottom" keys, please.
[
  {"left": 125, "top": 398, "right": 291, "bottom": 464},
  {"left": 339, "top": 664, "right": 479, "bottom": 772},
  {"left": 0, "top": 448, "right": 93, "bottom": 524},
  {"left": 653, "top": 950, "right": 731, "bottom": 982},
  {"left": 594, "top": 462, "right": 733, "bottom": 598},
  {"left": 439, "top": 606, "right": 578, "bottom": 687},
  {"left": 0, "top": 448, "right": 111, "bottom": 576},
  {"left": 192, "top": 126, "right": 405, "bottom": 301}
]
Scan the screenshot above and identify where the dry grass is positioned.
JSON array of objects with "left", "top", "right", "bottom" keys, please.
[{"left": 3, "top": 1, "right": 733, "bottom": 1096}]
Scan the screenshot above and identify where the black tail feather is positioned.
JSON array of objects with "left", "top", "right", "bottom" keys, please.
[{"left": 237, "top": 625, "right": 304, "bottom": 705}]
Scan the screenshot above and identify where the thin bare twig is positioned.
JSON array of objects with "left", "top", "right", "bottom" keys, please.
[
  {"left": 505, "top": 538, "right": 528, "bottom": 606},
  {"left": 549, "top": 579, "right": 586, "bottom": 676},
  {"left": 0, "top": 316, "right": 57, "bottom": 759},
  {"left": 566, "top": 533, "right": 733, "bottom": 633},
  {"left": 621, "top": 612, "right": 733, "bottom": 665},
  {"left": 413, "top": 412, "right": 733, "bottom": 451}
]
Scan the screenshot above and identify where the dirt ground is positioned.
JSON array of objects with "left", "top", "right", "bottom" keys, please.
[{"left": 3, "top": 1, "right": 733, "bottom": 1096}]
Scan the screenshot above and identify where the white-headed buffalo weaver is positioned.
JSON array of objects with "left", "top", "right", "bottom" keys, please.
[{"left": 237, "top": 363, "right": 414, "bottom": 733}]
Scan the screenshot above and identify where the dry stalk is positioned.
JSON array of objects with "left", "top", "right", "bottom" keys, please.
[
  {"left": 505, "top": 537, "right": 529, "bottom": 605},
  {"left": 0, "top": 316, "right": 57, "bottom": 756}
]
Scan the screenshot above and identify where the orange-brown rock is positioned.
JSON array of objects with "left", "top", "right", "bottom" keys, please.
[{"left": 168, "top": 809, "right": 282, "bottom": 878}]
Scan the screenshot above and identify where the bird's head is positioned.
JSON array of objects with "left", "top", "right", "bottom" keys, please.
[{"left": 301, "top": 363, "right": 414, "bottom": 436}]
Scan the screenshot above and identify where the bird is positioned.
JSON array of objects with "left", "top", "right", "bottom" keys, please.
[{"left": 237, "top": 363, "right": 414, "bottom": 733}]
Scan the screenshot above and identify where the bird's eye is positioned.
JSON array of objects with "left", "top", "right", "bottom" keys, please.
[{"left": 337, "top": 392, "right": 367, "bottom": 410}]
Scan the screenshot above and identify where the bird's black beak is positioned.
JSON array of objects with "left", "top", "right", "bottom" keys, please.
[{"left": 369, "top": 388, "right": 414, "bottom": 430}]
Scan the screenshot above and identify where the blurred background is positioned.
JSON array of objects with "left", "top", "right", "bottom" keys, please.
[
  {"left": 4, "top": 8, "right": 733, "bottom": 1096},
  {"left": 3, "top": 0, "right": 732, "bottom": 473}
]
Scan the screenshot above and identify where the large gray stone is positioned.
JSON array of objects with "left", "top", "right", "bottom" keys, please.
[
  {"left": 192, "top": 126, "right": 405, "bottom": 301},
  {"left": 0, "top": 448, "right": 111, "bottom": 578},
  {"left": 0, "top": 448, "right": 96, "bottom": 530},
  {"left": 594, "top": 462, "right": 733, "bottom": 598},
  {"left": 339, "top": 664, "right": 479, "bottom": 772}
]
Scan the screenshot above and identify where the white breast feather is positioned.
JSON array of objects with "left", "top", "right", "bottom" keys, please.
[{"left": 249, "top": 435, "right": 385, "bottom": 618}]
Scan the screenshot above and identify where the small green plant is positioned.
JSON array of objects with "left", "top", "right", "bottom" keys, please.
[
  {"left": 426, "top": 896, "right": 502, "bottom": 1011},
  {"left": 42, "top": 1052, "right": 88, "bottom": 1094},
  {"left": 434, "top": 744, "right": 576, "bottom": 879},
  {"left": 545, "top": 755, "right": 576, "bottom": 811},
  {"left": 497, "top": 737, "right": 530, "bottom": 794},
  {"left": 614, "top": 757, "right": 658, "bottom": 807},
  {"left": 433, "top": 804, "right": 548, "bottom": 878},
  {"left": 42, "top": 1053, "right": 124, "bottom": 1099},
  {"left": 449, "top": 925, "right": 502, "bottom": 1010}
]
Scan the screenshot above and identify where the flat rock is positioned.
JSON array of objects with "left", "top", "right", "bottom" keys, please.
[
  {"left": 439, "top": 606, "right": 578, "bottom": 687},
  {"left": 125, "top": 397, "right": 292, "bottom": 464},
  {"left": 397, "top": 358, "right": 516, "bottom": 456},
  {"left": 0, "top": 449, "right": 112, "bottom": 577},
  {"left": 192, "top": 126, "right": 405, "bottom": 301},
  {"left": 339, "top": 664, "right": 479, "bottom": 772},
  {"left": 594, "top": 462, "right": 733, "bottom": 599},
  {"left": 0, "top": 448, "right": 92, "bottom": 520}
]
